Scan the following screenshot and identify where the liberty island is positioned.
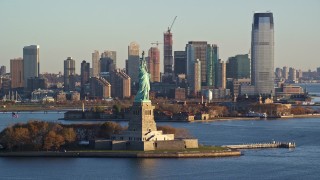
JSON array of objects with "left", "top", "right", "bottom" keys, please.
[{"left": 0, "top": 52, "right": 241, "bottom": 158}]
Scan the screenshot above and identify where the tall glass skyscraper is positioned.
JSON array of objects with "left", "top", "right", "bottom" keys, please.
[
  {"left": 251, "top": 12, "right": 274, "bottom": 95},
  {"left": 23, "top": 45, "right": 39, "bottom": 87}
]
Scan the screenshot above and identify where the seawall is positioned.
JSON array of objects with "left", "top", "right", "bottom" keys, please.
[
  {"left": 223, "top": 142, "right": 296, "bottom": 149},
  {"left": 0, "top": 150, "right": 241, "bottom": 158}
]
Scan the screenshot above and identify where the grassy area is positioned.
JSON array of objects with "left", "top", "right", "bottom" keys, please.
[{"left": 197, "top": 145, "right": 228, "bottom": 151}]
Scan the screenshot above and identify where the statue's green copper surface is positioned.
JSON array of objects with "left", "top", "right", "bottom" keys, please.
[{"left": 134, "top": 51, "right": 151, "bottom": 102}]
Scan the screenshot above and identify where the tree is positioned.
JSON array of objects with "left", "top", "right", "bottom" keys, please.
[
  {"left": 43, "top": 131, "right": 65, "bottom": 151},
  {"left": 98, "top": 122, "right": 123, "bottom": 138},
  {"left": 0, "top": 121, "right": 77, "bottom": 151},
  {"left": 26, "top": 121, "right": 50, "bottom": 150},
  {"left": 157, "top": 125, "right": 193, "bottom": 139},
  {"left": 0, "top": 127, "right": 30, "bottom": 150},
  {"left": 61, "top": 128, "right": 76, "bottom": 143}
]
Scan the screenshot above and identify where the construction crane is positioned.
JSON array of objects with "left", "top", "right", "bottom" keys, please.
[
  {"left": 167, "top": 16, "right": 177, "bottom": 33},
  {"left": 151, "top": 41, "right": 163, "bottom": 47}
]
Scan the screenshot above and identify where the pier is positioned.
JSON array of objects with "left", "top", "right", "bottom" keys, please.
[{"left": 223, "top": 141, "right": 296, "bottom": 149}]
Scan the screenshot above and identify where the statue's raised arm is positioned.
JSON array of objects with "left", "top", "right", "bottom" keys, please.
[{"left": 134, "top": 51, "right": 151, "bottom": 102}]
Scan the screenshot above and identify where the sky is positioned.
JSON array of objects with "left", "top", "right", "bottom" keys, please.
[{"left": 0, "top": 0, "right": 319, "bottom": 74}]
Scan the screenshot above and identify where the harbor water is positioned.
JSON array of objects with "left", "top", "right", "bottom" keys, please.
[{"left": 0, "top": 112, "right": 319, "bottom": 179}]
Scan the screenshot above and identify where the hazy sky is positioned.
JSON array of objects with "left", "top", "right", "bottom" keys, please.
[{"left": 0, "top": 0, "right": 319, "bottom": 74}]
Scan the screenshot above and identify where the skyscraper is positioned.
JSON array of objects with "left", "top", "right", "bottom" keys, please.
[
  {"left": 206, "top": 45, "right": 215, "bottom": 87},
  {"left": 10, "top": 58, "right": 24, "bottom": 89},
  {"left": 100, "top": 51, "right": 116, "bottom": 73},
  {"left": 100, "top": 58, "right": 114, "bottom": 73},
  {"left": 127, "top": 42, "right": 140, "bottom": 83},
  {"left": 226, "top": 54, "right": 251, "bottom": 79},
  {"left": 216, "top": 59, "right": 226, "bottom": 89},
  {"left": 148, "top": 47, "right": 160, "bottom": 82},
  {"left": 212, "top": 45, "right": 219, "bottom": 88},
  {"left": 81, "top": 60, "right": 90, "bottom": 98},
  {"left": 174, "top": 51, "right": 187, "bottom": 76},
  {"left": 64, "top": 57, "right": 76, "bottom": 91},
  {"left": 186, "top": 41, "right": 208, "bottom": 86},
  {"left": 23, "top": 45, "right": 39, "bottom": 87},
  {"left": 163, "top": 31, "right": 173, "bottom": 74},
  {"left": 275, "top": 67, "right": 282, "bottom": 79},
  {"left": 193, "top": 59, "right": 202, "bottom": 95},
  {"left": 0, "top": 66, "right": 6, "bottom": 75},
  {"left": 282, "top": 66, "right": 289, "bottom": 80},
  {"left": 251, "top": 12, "right": 274, "bottom": 95},
  {"left": 289, "top": 67, "right": 297, "bottom": 83},
  {"left": 92, "top": 50, "right": 100, "bottom": 77}
]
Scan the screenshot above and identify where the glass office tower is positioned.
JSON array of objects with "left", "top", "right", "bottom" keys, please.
[{"left": 251, "top": 12, "right": 274, "bottom": 95}]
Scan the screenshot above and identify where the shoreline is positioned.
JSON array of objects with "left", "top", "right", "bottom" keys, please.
[
  {"left": 2, "top": 109, "right": 320, "bottom": 122},
  {"left": 0, "top": 150, "right": 241, "bottom": 158}
]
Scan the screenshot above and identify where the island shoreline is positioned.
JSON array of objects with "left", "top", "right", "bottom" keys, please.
[{"left": 0, "top": 150, "right": 241, "bottom": 158}]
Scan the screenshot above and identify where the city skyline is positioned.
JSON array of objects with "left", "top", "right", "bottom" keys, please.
[{"left": 0, "top": 0, "right": 319, "bottom": 74}]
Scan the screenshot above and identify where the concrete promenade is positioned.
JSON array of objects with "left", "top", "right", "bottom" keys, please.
[{"left": 223, "top": 141, "right": 296, "bottom": 149}]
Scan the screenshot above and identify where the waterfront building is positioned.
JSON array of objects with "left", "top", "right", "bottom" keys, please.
[
  {"left": 63, "top": 57, "right": 76, "bottom": 91},
  {"left": 186, "top": 41, "right": 208, "bottom": 87},
  {"left": 174, "top": 51, "right": 187, "bottom": 77},
  {"left": 90, "top": 76, "right": 111, "bottom": 99},
  {"left": 92, "top": 50, "right": 100, "bottom": 77},
  {"left": 275, "top": 84, "right": 304, "bottom": 97},
  {"left": 147, "top": 47, "right": 160, "bottom": 82},
  {"left": 251, "top": 12, "right": 274, "bottom": 95},
  {"left": 127, "top": 42, "right": 140, "bottom": 83},
  {"left": 110, "top": 69, "right": 131, "bottom": 99},
  {"left": 23, "top": 45, "right": 40, "bottom": 88},
  {"left": 81, "top": 60, "right": 90, "bottom": 98},
  {"left": 30, "top": 89, "right": 54, "bottom": 102},
  {"left": 226, "top": 54, "right": 250, "bottom": 79},
  {"left": 10, "top": 58, "right": 24, "bottom": 89}
]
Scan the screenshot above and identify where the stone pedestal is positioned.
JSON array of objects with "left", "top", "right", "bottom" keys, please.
[
  {"left": 112, "top": 101, "right": 174, "bottom": 148},
  {"left": 128, "top": 101, "right": 157, "bottom": 134}
]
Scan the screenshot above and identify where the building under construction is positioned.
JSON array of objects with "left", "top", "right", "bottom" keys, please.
[{"left": 163, "top": 16, "right": 177, "bottom": 82}]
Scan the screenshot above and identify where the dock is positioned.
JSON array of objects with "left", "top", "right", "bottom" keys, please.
[{"left": 223, "top": 141, "right": 296, "bottom": 149}]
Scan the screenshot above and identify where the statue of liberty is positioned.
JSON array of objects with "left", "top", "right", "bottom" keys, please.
[{"left": 134, "top": 51, "right": 150, "bottom": 102}]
